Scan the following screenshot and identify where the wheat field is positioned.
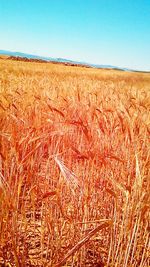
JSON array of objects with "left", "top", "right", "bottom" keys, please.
[{"left": 0, "top": 58, "right": 150, "bottom": 267}]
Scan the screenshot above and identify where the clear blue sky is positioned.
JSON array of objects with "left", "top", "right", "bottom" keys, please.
[{"left": 0, "top": 0, "right": 150, "bottom": 70}]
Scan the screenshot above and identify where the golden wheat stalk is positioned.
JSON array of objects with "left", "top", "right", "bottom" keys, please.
[
  {"left": 54, "top": 156, "right": 80, "bottom": 193},
  {"left": 53, "top": 220, "right": 112, "bottom": 267}
]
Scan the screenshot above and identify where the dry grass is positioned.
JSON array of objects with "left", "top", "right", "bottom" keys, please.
[{"left": 0, "top": 58, "right": 150, "bottom": 267}]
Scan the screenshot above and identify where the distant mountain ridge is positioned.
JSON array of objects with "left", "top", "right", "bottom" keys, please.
[{"left": 0, "top": 49, "right": 149, "bottom": 72}]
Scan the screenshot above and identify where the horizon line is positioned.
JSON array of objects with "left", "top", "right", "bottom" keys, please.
[{"left": 0, "top": 48, "right": 150, "bottom": 73}]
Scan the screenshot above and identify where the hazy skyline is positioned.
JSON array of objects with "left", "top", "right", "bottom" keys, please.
[{"left": 0, "top": 0, "right": 150, "bottom": 71}]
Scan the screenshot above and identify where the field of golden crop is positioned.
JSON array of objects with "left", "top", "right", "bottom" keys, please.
[{"left": 0, "top": 58, "right": 150, "bottom": 267}]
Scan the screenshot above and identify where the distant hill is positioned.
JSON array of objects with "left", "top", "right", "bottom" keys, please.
[
  {"left": 0, "top": 50, "right": 53, "bottom": 61},
  {"left": 0, "top": 49, "right": 149, "bottom": 72}
]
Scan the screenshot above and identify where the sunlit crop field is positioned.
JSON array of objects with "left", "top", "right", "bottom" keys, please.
[{"left": 0, "top": 58, "right": 150, "bottom": 267}]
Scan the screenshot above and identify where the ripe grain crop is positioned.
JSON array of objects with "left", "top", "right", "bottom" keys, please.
[{"left": 0, "top": 58, "right": 150, "bottom": 266}]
